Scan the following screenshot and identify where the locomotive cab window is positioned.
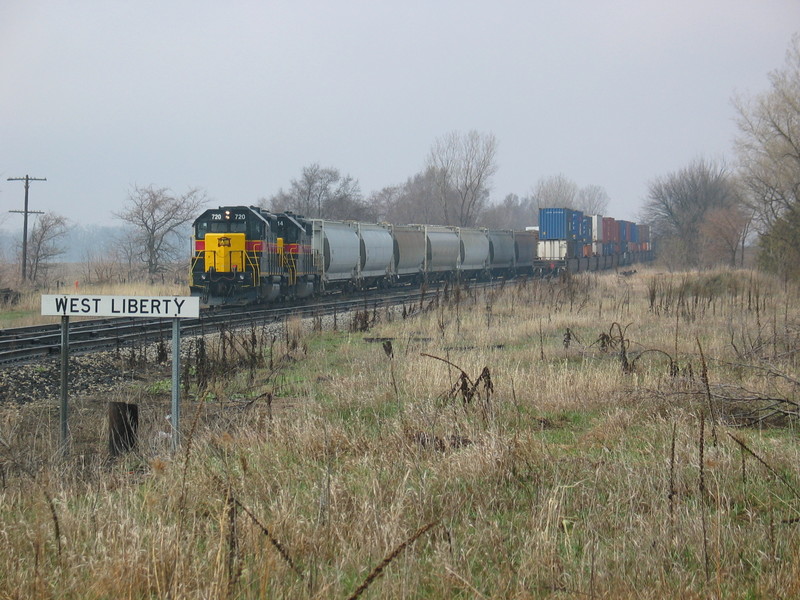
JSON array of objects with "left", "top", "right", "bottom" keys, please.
[{"left": 195, "top": 212, "right": 262, "bottom": 239}]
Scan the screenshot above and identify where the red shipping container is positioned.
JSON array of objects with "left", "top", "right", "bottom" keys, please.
[{"left": 602, "top": 217, "right": 619, "bottom": 243}]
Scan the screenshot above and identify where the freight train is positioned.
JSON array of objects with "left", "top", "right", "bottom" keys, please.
[{"left": 189, "top": 205, "right": 652, "bottom": 305}]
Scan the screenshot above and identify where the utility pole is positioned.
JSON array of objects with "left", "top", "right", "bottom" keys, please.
[{"left": 7, "top": 175, "right": 46, "bottom": 281}]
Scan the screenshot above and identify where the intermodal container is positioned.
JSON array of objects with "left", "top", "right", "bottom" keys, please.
[
  {"left": 580, "top": 216, "right": 591, "bottom": 243},
  {"left": 630, "top": 223, "right": 639, "bottom": 244},
  {"left": 539, "top": 208, "right": 581, "bottom": 240},
  {"left": 638, "top": 224, "right": 650, "bottom": 243},
  {"left": 572, "top": 210, "right": 584, "bottom": 241},
  {"left": 537, "top": 239, "right": 577, "bottom": 260},
  {"left": 618, "top": 220, "right": 630, "bottom": 242},
  {"left": 591, "top": 215, "right": 604, "bottom": 242},
  {"left": 602, "top": 217, "right": 619, "bottom": 243}
]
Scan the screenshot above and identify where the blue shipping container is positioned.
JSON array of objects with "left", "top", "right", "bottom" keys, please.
[
  {"left": 630, "top": 223, "right": 639, "bottom": 243},
  {"left": 618, "top": 220, "right": 629, "bottom": 242},
  {"left": 539, "top": 208, "right": 577, "bottom": 240},
  {"left": 581, "top": 216, "right": 592, "bottom": 243},
  {"left": 571, "top": 210, "right": 584, "bottom": 241}
]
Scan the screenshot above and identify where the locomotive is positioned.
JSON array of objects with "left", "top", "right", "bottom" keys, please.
[{"left": 189, "top": 205, "right": 651, "bottom": 305}]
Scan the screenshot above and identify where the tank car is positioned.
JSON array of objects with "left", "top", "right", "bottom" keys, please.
[
  {"left": 390, "top": 224, "right": 426, "bottom": 284},
  {"left": 456, "top": 227, "right": 490, "bottom": 279},
  {"left": 352, "top": 222, "right": 394, "bottom": 288},
  {"left": 488, "top": 230, "right": 516, "bottom": 276},
  {"left": 309, "top": 219, "right": 360, "bottom": 291},
  {"left": 422, "top": 225, "right": 460, "bottom": 282},
  {"left": 513, "top": 229, "right": 538, "bottom": 275}
]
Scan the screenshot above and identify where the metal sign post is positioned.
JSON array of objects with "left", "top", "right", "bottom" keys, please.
[
  {"left": 60, "top": 315, "right": 69, "bottom": 454},
  {"left": 41, "top": 295, "right": 200, "bottom": 454},
  {"left": 172, "top": 317, "right": 181, "bottom": 451}
]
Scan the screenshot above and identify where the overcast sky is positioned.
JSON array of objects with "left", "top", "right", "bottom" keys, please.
[{"left": 1, "top": 1, "right": 798, "bottom": 227}]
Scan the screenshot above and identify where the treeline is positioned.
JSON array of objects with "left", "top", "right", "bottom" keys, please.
[
  {"left": 642, "top": 35, "right": 800, "bottom": 276},
  {"left": 3, "top": 36, "right": 798, "bottom": 287}
]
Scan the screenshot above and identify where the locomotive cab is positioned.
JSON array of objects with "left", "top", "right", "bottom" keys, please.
[
  {"left": 190, "top": 206, "right": 280, "bottom": 304},
  {"left": 270, "top": 212, "right": 315, "bottom": 298}
]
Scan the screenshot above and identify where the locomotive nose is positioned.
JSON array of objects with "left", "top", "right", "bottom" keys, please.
[{"left": 205, "top": 233, "right": 246, "bottom": 273}]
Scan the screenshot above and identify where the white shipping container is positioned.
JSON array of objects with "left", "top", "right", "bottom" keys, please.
[
  {"left": 537, "top": 239, "right": 569, "bottom": 260},
  {"left": 590, "top": 215, "right": 604, "bottom": 242}
]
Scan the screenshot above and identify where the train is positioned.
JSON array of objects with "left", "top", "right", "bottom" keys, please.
[{"left": 189, "top": 205, "right": 653, "bottom": 305}]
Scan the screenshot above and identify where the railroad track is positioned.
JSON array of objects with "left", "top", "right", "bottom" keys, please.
[{"left": 0, "top": 282, "right": 479, "bottom": 366}]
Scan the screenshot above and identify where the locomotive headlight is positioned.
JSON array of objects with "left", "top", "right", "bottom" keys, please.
[{"left": 224, "top": 210, "right": 231, "bottom": 220}]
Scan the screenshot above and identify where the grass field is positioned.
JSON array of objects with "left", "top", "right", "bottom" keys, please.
[{"left": 1, "top": 267, "right": 799, "bottom": 598}]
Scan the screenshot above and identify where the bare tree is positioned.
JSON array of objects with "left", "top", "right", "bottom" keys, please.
[
  {"left": 531, "top": 175, "right": 610, "bottom": 218},
  {"left": 575, "top": 184, "right": 610, "bottom": 215},
  {"left": 24, "top": 212, "right": 69, "bottom": 283},
  {"left": 115, "top": 185, "right": 207, "bottom": 278},
  {"left": 642, "top": 159, "right": 739, "bottom": 267},
  {"left": 532, "top": 175, "right": 579, "bottom": 213},
  {"left": 734, "top": 34, "right": 800, "bottom": 277},
  {"left": 372, "top": 167, "right": 452, "bottom": 225},
  {"left": 267, "top": 163, "right": 372, "bottom": 220},
  {"left": 698, "top": 204, "right": 751, "bottom": 267},
  {"left": 481, "top": 193, "right": 536, "bottom": 229},
  {"left": 367, "top": 185, "right": 402, "bottom": 222},
  {"left": 427, "top": 130, "right": 498, "bottom": 226}
]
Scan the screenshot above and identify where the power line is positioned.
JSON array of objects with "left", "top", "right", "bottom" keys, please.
[{"left": 7, "top": 175, "right": 46, "bottom": 282}]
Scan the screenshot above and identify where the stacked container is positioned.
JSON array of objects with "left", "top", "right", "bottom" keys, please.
[
  {"left": 638, "top": 223, "right": 651, "bottom": 252},
  {"left": 539, "top": 208, "right": 582, "bottom": 258},
  {"left": 618, "top": 220, "right": 630, "bottom": 253},
  {"left": 539, "top": 208, "right": 580, "bottom": 241},
  {"left": 581, "top": 216, "right": 592, "bottom": 256},
  {"left": 603, "top": 217, "right": 619, "bottom": 255},
  {"left": 591, "top": 215, "right": 604, "bottom": 256},
  {"left": 537, "top": 239, "right": 575, "bottom": 260}
]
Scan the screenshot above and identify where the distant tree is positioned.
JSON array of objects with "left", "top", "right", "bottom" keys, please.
[
  {"left": 24, "top": 212, "right": 69, "bottom": 283},
  {"left": 531, "top": 176, "right": 610, "bottom": 219},
  {"left": 268, "top": 163, "right": 373, "bottom": 220},
  {"left": 575, "top": 184, "right": 610, "bottom": 215},
  {"left": 532, "top": 175, "right": 579, "bottom": 215},
  {"left": 481, "top": 193, "right": 536, "bottom": 229},
  {"left": 426, "top": 130, "right": 498, "bottom": 226},
  {"left": 757, "top": 207, "right": 800, "bottom": 279},
  {"left": 115, "top": 185, "right": 207, "bottom": 278},
  {"left": 734, "top": 34, "right": 800, "bottom": 278},
  {"left": 367, "top": 185, "right": 402, "bottom": 222},
  {"left": 698, "top": 203, "right": 752, "bottom": 267},
  {"left": 373, "top": 167, "right": 452, "bottom": 225},
  {"left": 642, "top": 159, "right": 740, "bottom": 267}
]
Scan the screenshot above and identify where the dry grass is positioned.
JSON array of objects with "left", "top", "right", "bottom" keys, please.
[{"left": 1, "top": 267, "right": 800, "bottom": 598}]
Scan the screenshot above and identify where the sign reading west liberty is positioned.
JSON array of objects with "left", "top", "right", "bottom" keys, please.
[{"left": 41, "top": 295, "right": 200, "bottom": 318}]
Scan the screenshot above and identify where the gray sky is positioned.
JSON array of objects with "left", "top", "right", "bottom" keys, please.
[{"left": 1, "top": 1, "right": 798, "bottom": 226}]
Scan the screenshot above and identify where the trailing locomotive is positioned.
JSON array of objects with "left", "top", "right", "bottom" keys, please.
[{"left": 189, "top": 205, "right": 651, "bottom": 305}]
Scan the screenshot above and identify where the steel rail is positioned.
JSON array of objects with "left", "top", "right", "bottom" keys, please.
[{"left": 0, "top": 281, "right": 482, "bottom": 366}]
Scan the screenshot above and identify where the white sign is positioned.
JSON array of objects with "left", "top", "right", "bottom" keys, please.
[{"left": 41, "top": 295, "right": 200, "bottom": 318}]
